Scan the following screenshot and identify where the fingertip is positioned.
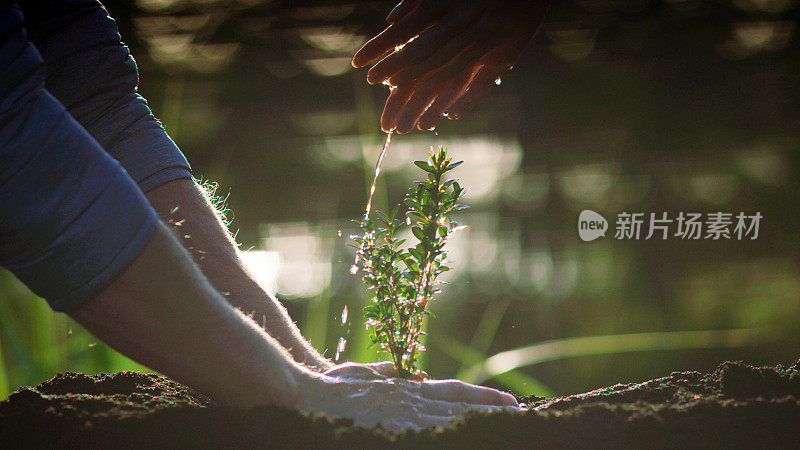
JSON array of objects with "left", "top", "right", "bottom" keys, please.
[
  {"left": 396, "top": 124, "right": 414, "bottom": 134},
  {"left": 381, "top": 113, "right": 398, "bottom": 133},
  {"left": 367, "top": 70, "right": 386, "bottom": 85},
  {"left": 501, "top": 392, "right": 518, "bottom": 406},
  {"left": 381, "top": 110, "right": 396, "bottom": 133},
  {"left": 352, "top": 49, "right": 371, "bottom": 68},
  {"left": 418, "top": 114, "right": 442, "bottom": 131},
  {"left": 396, "top": 111, "right": 420, "bottom": 134},
  {"left": 395, "top": 114, "right": 417, "bottom": 134}
]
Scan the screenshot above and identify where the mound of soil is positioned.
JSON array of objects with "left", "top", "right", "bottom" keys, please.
[{"left": 2, "top": 359, "right": 799, "bottom": 448}]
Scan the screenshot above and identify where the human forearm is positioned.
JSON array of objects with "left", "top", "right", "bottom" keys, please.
[
  {"left": 70, "top": 222, "right": 519, "bottom": 429},
  {"left": 69, "top": 222, "right": 305, "bottom": 407},
  {"left": 145, "top": 178, "right": 332, "bottom": 371}
]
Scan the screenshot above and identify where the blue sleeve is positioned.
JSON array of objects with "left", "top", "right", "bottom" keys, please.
[
  {"left": 0, "top": 2, "right": 158, "bottom": 312},
  {"left": 20, "top": 0, "right": 192, "bottom": 192}
]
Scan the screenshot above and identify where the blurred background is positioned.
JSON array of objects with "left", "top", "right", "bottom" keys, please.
[{"left": 1, "top": 0, "right": 799, "bottom": 400}]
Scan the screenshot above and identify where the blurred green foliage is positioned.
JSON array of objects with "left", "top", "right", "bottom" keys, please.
[{"left": 0, "top": 271, "right": 150, "bottom": 399}]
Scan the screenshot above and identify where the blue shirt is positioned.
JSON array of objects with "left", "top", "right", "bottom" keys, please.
[{"left": 0, "top": 1, "right": 193, "bottom": 311}]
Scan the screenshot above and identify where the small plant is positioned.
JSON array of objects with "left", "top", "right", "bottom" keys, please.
[{"left": 353, "top": 146, "right": 467, "bottom": 378}]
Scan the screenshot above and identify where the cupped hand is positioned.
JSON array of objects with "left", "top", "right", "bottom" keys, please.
[
  {"left": 380, "top": 26, "right": 537, "bottom": 133},
  {"left": 353, "top": 0, "right": 548, "bottom": 133},
  {"left": 296, "top": 370, "right": 519, "bottom": 432}
]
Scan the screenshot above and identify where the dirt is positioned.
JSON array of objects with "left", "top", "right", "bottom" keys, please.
[{"left": 1, "top": 359, "right": 799, "bottom": 449}]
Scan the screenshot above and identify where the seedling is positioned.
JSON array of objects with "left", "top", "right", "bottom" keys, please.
[{"left": 353, "top": 146, "right": 467, "bottom": 378}]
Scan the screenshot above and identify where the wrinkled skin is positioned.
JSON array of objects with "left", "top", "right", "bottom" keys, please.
[
  {"left": 295, "top": 363, "right": 520, "bottom": 432},
  {"left": 353, "top": 0, "right": 549, "bottom": 133}
]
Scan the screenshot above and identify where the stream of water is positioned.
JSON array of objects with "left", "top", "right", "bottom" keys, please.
[
  {"left": 350, "top": 131, "right": 393, "bottom": 275},
  {"left": 363, "top": 131, "right": 393, "bottom": 222},
  {"left": 338, "top": 132, "right": 393, "bottom": 362}
]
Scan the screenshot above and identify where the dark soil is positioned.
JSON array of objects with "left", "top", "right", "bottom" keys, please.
[{"left": 2, "top": 359, "right": 799, "bottom": 449}]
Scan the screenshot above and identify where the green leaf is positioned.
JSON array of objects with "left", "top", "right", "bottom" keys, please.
[
  {"left": 421, "top": 191, "right": 430, "bottom": 206},
  {"left": 414, "top": 161, "right": 435, "bottom": 173},
  {"left": 446, "top": 161, "right": 463, "bottom": 171},
  {"left": 407, "top": 211, "right": 427, "bottom": 224},
  {"left": 374, "top": 210, "right": 389, "bottom": 224},
  {"left": 412, "top": 226, "right": 425, "bottom": 241}
]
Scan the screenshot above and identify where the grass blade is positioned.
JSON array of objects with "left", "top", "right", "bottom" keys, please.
[
  {"left": 460, "top": 327, "right": 776, "bottom": 385},
  {"left": 430, "top": 333, "right": 554, "bottom": 397}
]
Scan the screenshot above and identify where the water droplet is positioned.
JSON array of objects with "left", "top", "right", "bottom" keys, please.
[
  {"left": 406, "top": 216, "right": 412, "bottom": 225},
  {"left": 494, "top": 77, "right": 502, "bottom": 85},
  {"left": 341, "top": 305, "right": 348, "bottom": 324},
  {"left": 334, "top": 337, "right": 347, "bottom": 361},
  {"left": 337, "top": 230, "right": 342, "bottom": 237},
  {"left": 350, "top": 265, "right": 359, "bottom": 275}
]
